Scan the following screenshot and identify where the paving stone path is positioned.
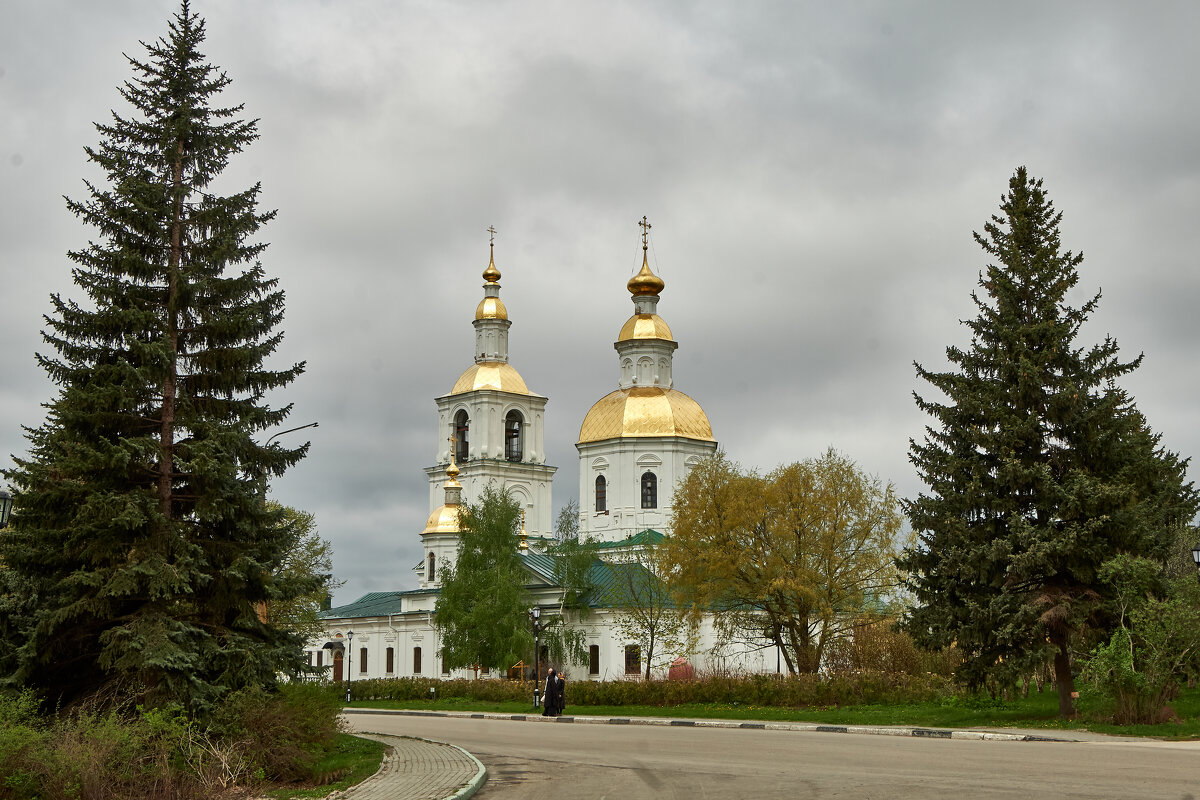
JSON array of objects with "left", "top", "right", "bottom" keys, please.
[{"left": 335, "top": 733, "right": 485, "bottom": 800}]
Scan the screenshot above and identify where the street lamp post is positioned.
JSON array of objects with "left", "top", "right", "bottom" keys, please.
[
  {"left": 530, "top": 607, "right": 542, "bottom": 709},
  {"left": 345, "top": 630, "right": 354, "bottom": 704},
  {"left": 1191, "top": 544, "right": 1200, "bottom": 574},
  {"left": 0, "top": 489, "right": 12, "bottom": 529}
]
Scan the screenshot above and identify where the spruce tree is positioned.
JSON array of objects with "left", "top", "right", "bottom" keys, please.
[
  {"left": 0, "top": 2, "right": 311, "bottom": 713},
  {"left": 899, "top": 167, "right": 1196, "bottom": 716}
]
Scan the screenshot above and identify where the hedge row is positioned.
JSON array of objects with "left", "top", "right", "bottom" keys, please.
[{"left": 344, "top": 672, "right": 958, "bottom": 707}]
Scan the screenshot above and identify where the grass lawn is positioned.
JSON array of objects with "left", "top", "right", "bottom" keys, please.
[
  {"left": 345, "top": 686, "right": 1200, "bottom": 740},
  {"left": 265, "top": 733, "right": 388, "bottom": 800}
]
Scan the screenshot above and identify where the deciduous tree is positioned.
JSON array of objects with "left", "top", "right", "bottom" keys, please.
[
  {"left": 435, "top": 485, "right": 531, "bottom": 673},
  {"left": 604, "top": 542, "right": 690, "bottom": 680},
  {"left": 663, "top": 449, "right": 903, "bottom": 674}
]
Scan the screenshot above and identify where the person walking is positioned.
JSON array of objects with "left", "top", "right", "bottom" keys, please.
[{"left": 555, "top": 671, "right": 566, "bottom": 716}]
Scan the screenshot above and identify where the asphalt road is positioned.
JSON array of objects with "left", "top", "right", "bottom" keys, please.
[{"left": 345, "top": 714, "right": 1200, "bottom": 800}]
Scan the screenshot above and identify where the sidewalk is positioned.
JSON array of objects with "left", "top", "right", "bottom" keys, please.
[{"left": 335, "top": 733, "right": 485, "bottom": 800}]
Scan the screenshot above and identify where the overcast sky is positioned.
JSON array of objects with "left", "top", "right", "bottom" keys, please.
[{"left": 3, "top": 1, "right": 1199, "bottom": 604}]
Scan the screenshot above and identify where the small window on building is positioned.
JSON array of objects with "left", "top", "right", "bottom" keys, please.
[
  {"left": 386, "top": 647, "right": 395, "bottom": 674},
  {"left": 595, "top": 475, "right": 607, "bottom": 512},
  {"left": 455, "top": 410, "right": 470, "bottom": 462},
  {"left": 442, "top": 655, "right": 451, "bottom": 676},
  {"left": 414, "top": 646, "right": 423, "bottom": 674},
  {"left": 505, "top": 410, "right": 523, "bottom": 461},
  {"left": 307, "top": 651, "right": 313, "bottom": 666},
  {"left": 589, "top": 645, "right": 600, "bottom": 676},
  {"left": 640, "top": 472, "right": 657, "bottom": 509},
  {"left": 359, "top": 647, "right": 368, "bottom": 674},
  {"left": 317, "top": 650, "right": 323, "bottom": 668},
  {"left": 625, "top": 644, "right": 641, "bottom": 675},
  {"left": 428, "top": 552, "right": 436, "bottom": 582}
]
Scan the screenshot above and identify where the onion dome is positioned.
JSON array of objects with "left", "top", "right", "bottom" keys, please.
[
  {"left": 577, "top": 386, "right": 714, "bottom": 444},
  {"left": 450, "top": 361, "right": 531, "bottom": 395},
  {"left": 482, "top": 248, "right": 501, "bottom": 284},
  {"left": 627, "top": 254, "right": 665, "bottom": 296}
]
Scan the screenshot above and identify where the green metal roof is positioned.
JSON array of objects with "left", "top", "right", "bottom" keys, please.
[
  {"left": 592, "top": 529, "right": 665, "bottom": 549},
  {"left": 318, "top": 588, "right": 435, "bottom": 620},
  {"left": 321, "top": 534, "right": 669, "bottom": 620}
]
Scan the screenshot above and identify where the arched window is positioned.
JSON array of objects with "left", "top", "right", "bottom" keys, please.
[
  {"left": 413, "top": 646, "right": 423, "bottom": 674},
  {"left": 641, "top": 472, "right": 657, "bottom": 509},
  {"left": 505, "top": 410, "right": 523, "bottom": 461},
  {"left": 454, "top": 410, "right": 470, "bottom": 462},
  {"left": 427, "top": 553, "right": 436, "bottom": 582},
  {"left": 595, "top": 475, "right": 607, "bottom": 513}
]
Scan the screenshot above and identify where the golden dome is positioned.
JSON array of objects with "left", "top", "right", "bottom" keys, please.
[
  {"left": 475, "top": 296, "right": 508, "bottom": 321},
  {"left": 627, "top": 256, "right": 665, "bottom": 296},
  {"left": 423, "top": 504, "right": 462, "bottom": 534},
  {"left": 577, "top": 386, "right": 714, "bottom": 444},
  {"left": 617, "top": 313, "right": 674, "bottom": 342},
  {"left": 451, "top": 361, "right": 531, "bottom": 395},
  {"left": 482, "top": 252, "right": 501, "bottom": 284}
]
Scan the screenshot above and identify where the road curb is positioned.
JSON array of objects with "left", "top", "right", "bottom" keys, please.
[
  {"left": 344, "top": 708, "right": 1070, "bottom": 743},
  {"left": 442, "top": 739, "right": 487, "bottom": 800}
]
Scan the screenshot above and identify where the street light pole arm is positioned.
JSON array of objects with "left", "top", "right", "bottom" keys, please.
[{"left": 265, "top": 421, "right": 319, "bottom": 447}]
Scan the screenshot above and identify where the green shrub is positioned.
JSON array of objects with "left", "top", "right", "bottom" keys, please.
[
  {"left": 210, "top": 682, "right": 344, "bottom": 783},
  {"left": 0, "top": 684, "right": 349, "bottom": 799},
  {"left": 346, "top": 672, "right": 957, "bottom": 709}
]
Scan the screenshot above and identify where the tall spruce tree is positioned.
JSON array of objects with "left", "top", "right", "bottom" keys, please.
[
  {"left": 0, "top": 2, "right": 311, "bottom": 713},
  {"left": 899, "top": 167, "right": 1196, "bottom": 716}
]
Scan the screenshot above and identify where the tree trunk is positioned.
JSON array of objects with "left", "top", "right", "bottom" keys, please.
[
  {"left": 159, "top": 138, "right": 184, "bottom": 523},
  {"left": 1053, "top": 636, "right": 1076, "bottom": 718}
]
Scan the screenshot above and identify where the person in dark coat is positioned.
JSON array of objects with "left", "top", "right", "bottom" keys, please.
[
  {"left": 542, "top": 668, "right": 558, "bottom": 716},
  {"left": 554, "top": 672, "right": 566, "bottom": 716}
]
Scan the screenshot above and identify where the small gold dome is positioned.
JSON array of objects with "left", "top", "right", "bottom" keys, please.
[
  {"left": 451, "top": 361, "right": 532, "bottom": 395},
  {"left": 627, "top": 256, "right": 665, "bottom": 296},
  {"left": 475, "top": 296, "right": 508, "bottom": 321},
  {"left": 423, "top": 504, "right": 462, "bottom": 534},
  {"left": 482, "top": 253, "right": 501, "bottom": 284},
  {"left": 577, "top": 386, "right": 714, "bottom": 444},
  {"left": 617, "top": 313, "right": 674, "bottom": 342}
]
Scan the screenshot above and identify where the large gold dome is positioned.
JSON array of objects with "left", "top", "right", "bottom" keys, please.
[
  {"left": 577, "top": 386, "right": 714, "bottom": 443},
  {"left": 617, "top": 313, "right": 674, "bottom": 342},
  {"left": 451, "top": 361, "right": 531, "bottom": 395},
  {"left": 423, "top": 504, "right": 461, "bottom": 534}
]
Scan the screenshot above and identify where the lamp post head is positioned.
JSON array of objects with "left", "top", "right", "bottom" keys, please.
[
  {"left": 346, "top": 630, "right": 354, "bottom": 642},
  {"left": 1191, "top": 545, "right": 1200, "bottom": 570},
  {"left": 532, "top": 607, "right": 540, "bottom": 620}
]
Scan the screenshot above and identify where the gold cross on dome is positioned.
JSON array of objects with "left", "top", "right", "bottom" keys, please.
[
  {"left": 487, "top": 225, "right": 497, "bottom": 246},
  {"left": 448, "top": 433, "right": 457, "bottom": 463},
  {"left": 639, "top": 216, "right": 651, "bottom": 251}
]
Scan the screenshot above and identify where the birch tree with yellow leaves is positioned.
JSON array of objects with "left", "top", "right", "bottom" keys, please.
[{"left": 662, "top": 449, "right": 904, "bottom": 674}]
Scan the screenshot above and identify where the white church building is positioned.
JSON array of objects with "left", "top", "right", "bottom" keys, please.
[{"left": 310, "top": 223, "right": 773, "bottom": 682}]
